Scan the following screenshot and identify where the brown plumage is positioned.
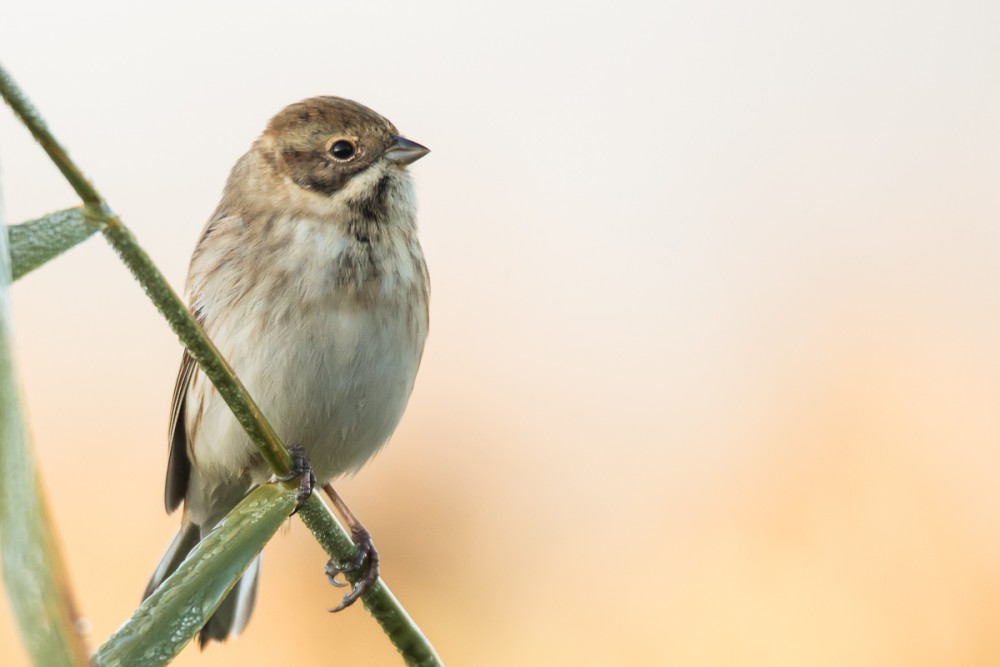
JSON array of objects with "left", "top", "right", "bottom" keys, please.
[{"left": 143, "top": 97, "right": 430, "bottom": 646}]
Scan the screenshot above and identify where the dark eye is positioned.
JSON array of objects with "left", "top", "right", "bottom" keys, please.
[{"left": 329, "top": 139, "right": 356, "bottom": 161}]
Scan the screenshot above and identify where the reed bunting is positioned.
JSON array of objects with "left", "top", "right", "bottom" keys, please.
[{"left": 143, "top": 96, "right": 430, "bottom": 645}]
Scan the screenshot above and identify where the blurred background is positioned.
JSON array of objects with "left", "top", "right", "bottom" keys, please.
[{"left": 2, "top": 1, "right": 1000, "bottom": 664}]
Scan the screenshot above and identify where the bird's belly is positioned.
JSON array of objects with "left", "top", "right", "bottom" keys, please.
[{"left": 190, "top": 302, "right": 423, "bottom": 484}]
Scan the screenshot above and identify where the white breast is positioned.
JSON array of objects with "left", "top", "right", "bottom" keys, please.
[{"left": 184, "top": 214, "right": 427, "bottom": 520}]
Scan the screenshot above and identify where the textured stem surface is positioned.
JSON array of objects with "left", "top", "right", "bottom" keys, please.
[{"left": 298, "top": 496, "right": 444, "bottom": 666}]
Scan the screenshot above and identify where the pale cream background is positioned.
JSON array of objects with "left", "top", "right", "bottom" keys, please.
[{"left": 2, "top": 1, "right": 1000, "bottom": 665}]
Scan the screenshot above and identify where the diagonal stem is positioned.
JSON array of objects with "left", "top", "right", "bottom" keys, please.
[
  {"left": 0, "top": 65, "right": 293, "bottom": 479},
  {"left": 0, "top": 67, "right": 102, "bottom": 207},
  {"left": 98, "top": 222, "right": 294, "bottom": 478}
]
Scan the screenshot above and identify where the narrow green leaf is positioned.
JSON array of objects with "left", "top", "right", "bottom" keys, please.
[
  {"left": 92, "top": 484, "right": 297, "bottom": 667},
  {"left": 0, "top": 181, "right": 90, "bottom": 665},
  {"left": 7, "top": 207, "right": 103, "bottom": 281}
]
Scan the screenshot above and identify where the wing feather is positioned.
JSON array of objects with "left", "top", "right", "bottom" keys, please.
[{"left": 165, "top": 351, "right": 197, "bottom": 513}]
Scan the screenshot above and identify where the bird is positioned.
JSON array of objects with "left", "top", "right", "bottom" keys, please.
[{"left": 142, "top": 96, "right": 430, "bottom": 646}]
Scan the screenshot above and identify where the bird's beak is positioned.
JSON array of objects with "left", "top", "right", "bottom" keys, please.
[{"left": 385, "top": 136, "right": 430, "bottom": 166}]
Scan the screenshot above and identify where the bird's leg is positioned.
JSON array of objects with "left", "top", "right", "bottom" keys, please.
[
  {"left": 322, "top": 482, "right": 380, "bottom": 612},
  {"left": 273, "top": 445, "right": 316, "bottom": 515}
]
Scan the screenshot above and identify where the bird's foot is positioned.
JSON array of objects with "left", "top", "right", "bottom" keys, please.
[
  {"left": 273, "top": 445, "right": 315, "bottom": 515},
  {"left": 324, "top": 525, "right": 380, "bottom": 612}
]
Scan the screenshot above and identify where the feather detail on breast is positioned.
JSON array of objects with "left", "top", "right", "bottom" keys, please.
[{"left": 176, "top": 175, "right": 427, "bottom": 498}]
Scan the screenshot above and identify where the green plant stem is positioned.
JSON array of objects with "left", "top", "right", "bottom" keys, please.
[
  {"left": 298, "top": 497, "right": 444, "bottom": 667},
  {"left": 99, "top": 224, "right": 293, "bottom": 477},
  {"left": 0, "top": 68, "right": 101, "bottom": 207},
  {"left": 0, "top": 65, "right": 294, "bottom": 477},
  {"left": 0, "top": 61, "right": 443, "bottom": 664}
]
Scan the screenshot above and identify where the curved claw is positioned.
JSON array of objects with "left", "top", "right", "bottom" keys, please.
[
  {"left": 273, "top": 445, "right": 316, "bottom": 515},
  {"left": 324, "top": 526, "right": 380, "bottom": 612},
  {"left": 324, "top": 561, "right": 349, "bottom": 588}
]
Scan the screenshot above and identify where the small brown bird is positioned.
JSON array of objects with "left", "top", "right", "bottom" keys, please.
[{"left": 143, "top": 97, "right": 430, "bottom": 645}]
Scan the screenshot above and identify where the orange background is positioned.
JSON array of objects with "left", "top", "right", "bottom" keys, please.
[{"left": 2, "top": 1, "right": 1000, "bottom": 665}]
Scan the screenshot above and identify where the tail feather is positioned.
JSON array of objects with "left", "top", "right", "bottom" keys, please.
[
  {"left": 198, "top": 555, "right": 262, "bottom": 646},
  {"left": 143, "top": 521, "right": 200, "bottom": 599},
  {"left": 144, "top": 521, "right": 263, "bottom": 646}
]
